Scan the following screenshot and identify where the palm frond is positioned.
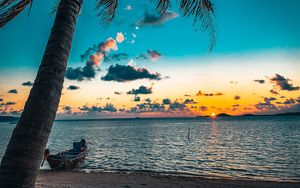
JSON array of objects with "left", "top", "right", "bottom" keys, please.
[
  {"left": 96, "top": 0, "right": 118, "bottom": 24},
  {"left": 151, "top": 0, "right": 171, "bottom": 14},
  {"left": 0, "top": 0, "right": 16, "bottom": 7},
  {"left": 49, "top": 0, "right": 60, "bottom": 16},
  {"left": 178, "top": 0, "right": 216, "bottom": 51},
  {"left": 0, "top": 0, "right": 32, "bottom": 28}
]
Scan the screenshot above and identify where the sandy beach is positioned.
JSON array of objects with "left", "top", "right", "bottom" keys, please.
[{"left": 36, "top": 171, "right": 299, "bottom": 188}]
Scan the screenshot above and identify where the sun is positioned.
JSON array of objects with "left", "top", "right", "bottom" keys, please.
[{"left": 211, "top": 112, "right": 216, "bottom": 118}]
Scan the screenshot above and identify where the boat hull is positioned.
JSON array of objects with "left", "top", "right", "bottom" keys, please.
[{"left": 46, "top": 151, "right": 87, "bottom": 169}]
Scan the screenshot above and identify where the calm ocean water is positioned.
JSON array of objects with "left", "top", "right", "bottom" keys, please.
[{"left": 0, "top": 116, "right": 299, "bottom": 181}]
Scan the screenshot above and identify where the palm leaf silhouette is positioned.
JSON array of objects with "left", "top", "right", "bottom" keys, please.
[
  {"left": 1, "top": 0, "right": 215, "bottom": 50},
  {"left": 0, "top": 0, "right": 32, "bottom": 28}
]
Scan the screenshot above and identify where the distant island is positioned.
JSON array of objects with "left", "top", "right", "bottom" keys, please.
[
  {"left": 196, "top": 112, "right": 300, "bottom": 118},
  {"left": 216, "top": 113, "right": 232, "bottom": 117},
  {"left": 0, "top": 112, "right": 299, "bottom": 122},
  {"left": 0, "top": 116, "right": 19, "bottom": 122}
]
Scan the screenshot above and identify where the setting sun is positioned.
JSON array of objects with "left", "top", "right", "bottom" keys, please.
[{"left": 211, "top": 112, "right": 216, "bottom": 117}]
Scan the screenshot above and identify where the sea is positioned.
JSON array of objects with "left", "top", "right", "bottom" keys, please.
[{"left": 0, "top": 116, "right": 299, "bottom": 182}]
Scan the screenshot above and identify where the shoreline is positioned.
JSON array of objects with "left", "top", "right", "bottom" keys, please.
[{"left": 36, "top": 170, "right": 299, "bottom": 188}]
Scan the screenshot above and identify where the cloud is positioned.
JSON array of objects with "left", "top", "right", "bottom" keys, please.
[
  {"left": 255, "top": 97, "right": 277, "bottom": 110},
  {"left": 63, "top": 106, "right": 72, "bottom": 111},
  {"left": 255, "top": 103, "right": 276, "bottom": 110},
  {"left": 80, "top": 44, "right": 98, "bottom": 62},
  {"left": 137, "top": 50, "right": 162, "bottom": 61},
  {"left": 136, "top": 11, "right": 179, "bottom": 27},
  {"left": 67, "top": 85, "right": 80, "bottom": 90},
  {"left": 244, "top": 107, "right": 253, "bottom": 111},
  {"left": 184, "top": 99, "right": 197, "bottom": 104},
  {"left": 283, "top": 98, "right": 296, "bottom": 105},
  {"left": 281, "top": 103, "right": 300, "bottom": 113},
  {"left": 199, "top": 106, "right": 208, "bottom": 111},
  {"left": 232, "top": 104, "right": 240, "bottom": 111},
  {"left": 263, "top": 97, "right": 276, "bottom": 103},
  {"left": 125, "top": 5, "right": 132, "bottom": 11},
  {"left": 196, "top": 90, "right": 223, "bottom": 97},
  {"left": 67, "top": 35, "right": 125, "bottom": 81},
  {"left": 136, "top": 53, "right": 148, "bottom": 60},
  {"left": 63, "top": 106, "right": 72, "bottom": 114},
  {"left": 145, "top": 98, "right": 151, "bottom": 103},
  {"left": 101, "top": 64, "right": 162, "bottom": 82},
  {"left": 116, "top": 32, "right": 125, "bottom": 43},
  {"left": 80, "top": 38, "right": 118, "bottom": 65},
  {"left": 133, "top": 96, "right": 141, "bottom": 102},
  {"left": 162, "top": 98, "right": 171, "bottom": 105},
  {"left": 22, "top": 81, "right": 33, "bottom": 86},
  {"left": 119, "top": 108, "right": 126, "bottom": 112},
  {"left": 254, "top": 79, "right": 265, "bottom": 84},
  {"left": 0, "top": 102, "right": 16, "bottom": 106},
  {"left": 127, "top": 99, "right": 190, "bottom": 114},
  {"left": 79, "top": 105, "right": 102, "bottom": 113},
  {"left": 270, "top": 89, "right": 279, "bottom": 95},
  {"left": 127, "top": 86, "right": 152, "bottom": 95},
  {"left": 105, "top": 53, "right": 129, "bottom": 63},
  {"left": 78, "top": 103, "right": 117, "bottom": 113},
  {"left": 269, "top": 97, "right": 277, "bottom": 101},
  {"left": 114, "top": 91, "right": 122, "bottom": 95},
  {"left": 274, "top": 97, "right": 300, "bottom": 113},
  {"left": 102, "top": 38, "right": 118, "bottom": 52},
  {"left": 234, "top": 95, "right": 241, "bottom": 100},
  {"left": 8, "top": 89, "right": 17, "bottom": 94},
  {"left": 88, "top": 53, "right": 105, "bottom": 66},
  {"left": 230, "top": 81, "right": 238, "bottom": 84},
  {"left": 127, "top": 102, "right": 165, "bottom": 113},
  {"left": 148, "top": 103, "right": 165, "bottom": 112},
  {"left": 270, "top": 74, "right": 299, "bottom": 91},
  {"left": 65, "top": 63, "right": 96, "bottom": 81},
  {"left": 102, "top": 103, "right": 118, "bottom": 112},
  {"left": 147, "top": 50, "right": 162, "bottom": 61},
  {"left": 168, "top": 101, "right": 188, "bottom": 112}
]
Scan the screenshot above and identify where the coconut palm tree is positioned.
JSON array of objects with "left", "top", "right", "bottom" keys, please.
[{"left": 0, "top": 0, "right": 215, "bottom": 187}]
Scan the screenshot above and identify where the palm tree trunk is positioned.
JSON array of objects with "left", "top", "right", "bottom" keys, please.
[{"left": 0, "top": 0, "right": 82, "bottom": 187}]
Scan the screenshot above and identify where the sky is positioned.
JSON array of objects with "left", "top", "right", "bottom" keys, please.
[{"left": 0, "top": 0, "right": 300, "bottom": 119}]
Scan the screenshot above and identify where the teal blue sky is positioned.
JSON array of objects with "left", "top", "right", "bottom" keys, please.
[{"left": 0, "top": 0, "right": 299, "bottom": 68}]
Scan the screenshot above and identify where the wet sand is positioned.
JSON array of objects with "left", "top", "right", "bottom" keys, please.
[{"left": 36, "top": 170, "right": 299, "bottom": 188}]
